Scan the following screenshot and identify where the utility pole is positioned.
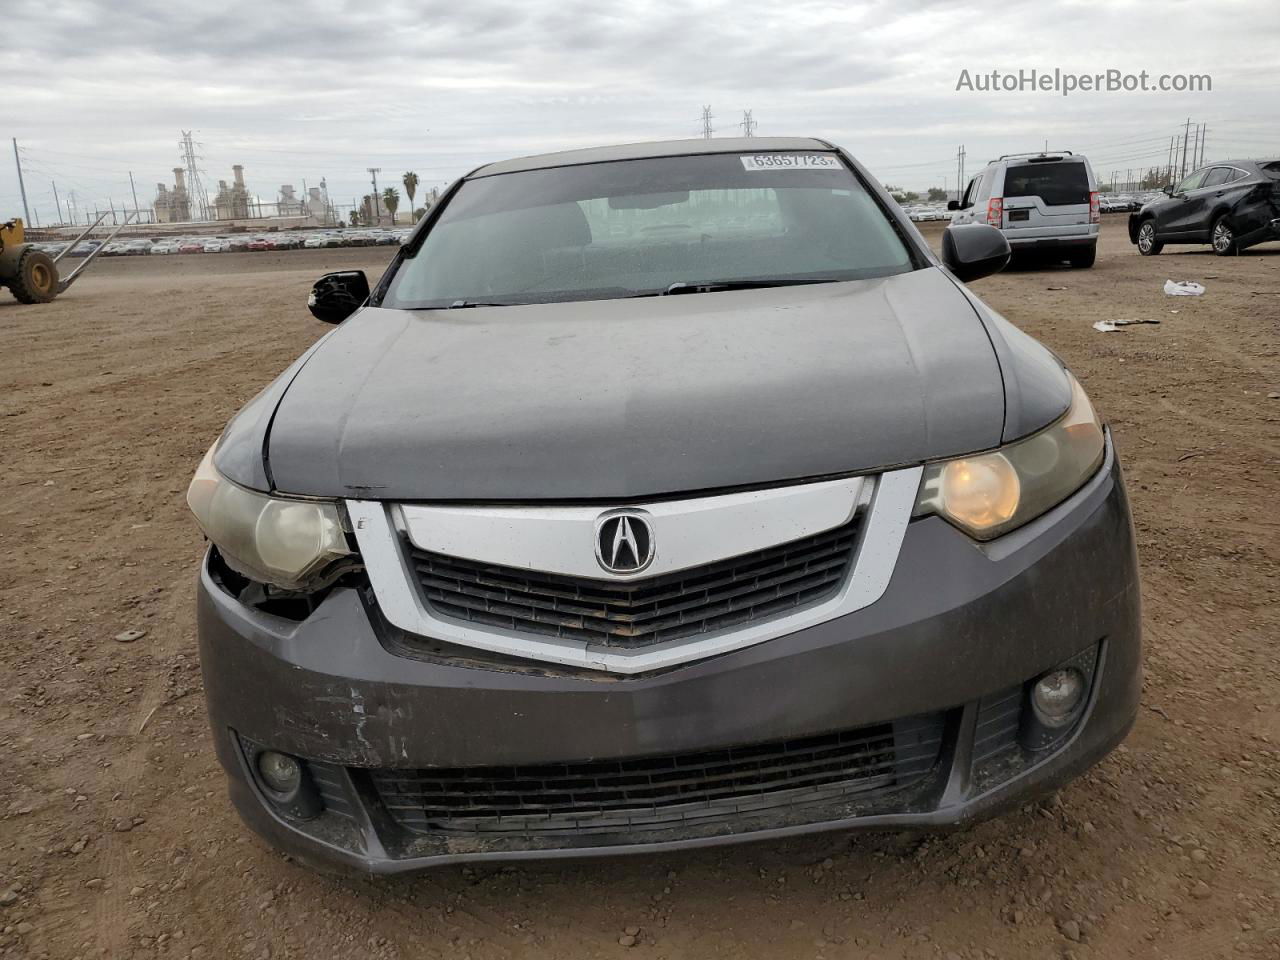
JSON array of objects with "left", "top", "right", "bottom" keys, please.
[
  {"left": 700, "top": 105, "right": 714, "bottom": 139},
  {"left": 12, "top": 139, "right": 31, "bottom": 225},
  {"left": 956, "top": 145, "right": 966, "bottom": 201},
  {"left": 367, "top": 167, "right": 382, "bottom": 221},
  {"left": 52, "top": 181, "right": 63, "bottom": 225},
  {"left": 740, "top": 110, "right": 757, "bottom": 137},
  {"left": 1197, "top": 124, "right": 1207, "bottom": 167},
  {"left": 129, "top": 171, "right": 140, "bottom": 221},
  {"left": 1180, "top": 117, "right": 1192, "bottom": 180}
]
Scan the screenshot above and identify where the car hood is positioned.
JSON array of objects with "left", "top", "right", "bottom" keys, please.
[{"left": 263, "top": 268, "right": 1011, "bottom": 501}]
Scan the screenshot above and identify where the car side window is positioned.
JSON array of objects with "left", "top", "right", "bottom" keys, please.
[
  {"left": 1174, "top": 170, "right": 1208, "bottom": 194},
  {"left": 961, "top": 175, "right": 983, "bottom": 209},
  {"left": 1202, "top": 167, "right": 1231, "bottom": 188},
  {"left": 1227, "top": 168, "right": 1250, "bottom": 183}
]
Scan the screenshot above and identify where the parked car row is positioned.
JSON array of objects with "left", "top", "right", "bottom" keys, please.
[
  {"left": 1099, "top": 195, "right": 1144, "bottom": 213},
  {"left": 900, "top": 205, "right": 955, "bottom": 222},
  {"left": 31, "top": 229, "right": 410, "bottom": 259}
]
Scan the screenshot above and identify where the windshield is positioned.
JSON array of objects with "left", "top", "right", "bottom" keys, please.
[{"left": 382, "top": 152, "right": 915, "bottom": 308}]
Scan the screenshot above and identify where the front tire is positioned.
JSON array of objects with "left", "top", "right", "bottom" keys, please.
[
  {"left": 9, "top": 248, "right": 58, "bottom": 303},
  {"left": 1069, "top": 244, "right": 1097, "bottom": 268},
  {"left": 1211, "top": 216, "right": 1238, "bottom": 256},
  {"left": 1136, "top": 220, "right": 1162, "bottom": 256}
]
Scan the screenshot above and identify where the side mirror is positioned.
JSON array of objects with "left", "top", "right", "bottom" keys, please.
[
  {"left": 946, "top": 200, "right": 960, "bottom": 211},
  {"left": 941, "top": 223, "right": 1011, "bottom": 283},
  {"left": 307, "top": 270, "right": 370, "bottom": 324},
  {"left": 1162, "top": 185, "right": 1174, "bottom": 197}
]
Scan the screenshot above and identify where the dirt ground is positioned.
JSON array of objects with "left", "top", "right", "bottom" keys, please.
[{"left": 1, "top": 220, "right": 1277, "bottom": 960}]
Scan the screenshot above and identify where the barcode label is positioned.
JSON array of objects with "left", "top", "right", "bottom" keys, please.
[{"left": 740, "top": 154, "right": 840, "bottom": 171}]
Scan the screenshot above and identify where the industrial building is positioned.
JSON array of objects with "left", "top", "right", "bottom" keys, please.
[
  {"left": 153, "top": 168, "right": 191, "bottom": 223},
  {"left": 213, "top": 165, "right": 251, "bottom": 219}
]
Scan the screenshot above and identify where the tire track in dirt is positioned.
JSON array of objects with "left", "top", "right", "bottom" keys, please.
[{"left": 91, "top": 572, "right": 194, "bottom": 957}]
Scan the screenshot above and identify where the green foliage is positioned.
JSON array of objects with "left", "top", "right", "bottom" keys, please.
[{"left": 381, "top": 187, "right": 400, "bottom": 224}]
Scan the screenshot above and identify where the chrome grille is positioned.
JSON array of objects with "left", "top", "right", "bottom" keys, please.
[{"left": 408, "top": 519, "right": 859, "bottom": 649}]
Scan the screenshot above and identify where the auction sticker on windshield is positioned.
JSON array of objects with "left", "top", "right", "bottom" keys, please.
[{"left": 740, "top": 154, "right": 839, "bottom": 170}]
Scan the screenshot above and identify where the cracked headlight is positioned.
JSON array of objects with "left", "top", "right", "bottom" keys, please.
[
  {"left": 914, "top": 373, "right": 1105, "bottom": 541},
  {"left": 187, "top": 443, "right": 351, "bottom": 590}
]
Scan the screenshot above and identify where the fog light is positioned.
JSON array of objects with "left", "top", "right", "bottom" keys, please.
[
  {"left": 1031, "top": 669, "right": 1086, "bottom": 727},
  {"left": 256, "top": 751, "right": 301, "bottom": 795}
]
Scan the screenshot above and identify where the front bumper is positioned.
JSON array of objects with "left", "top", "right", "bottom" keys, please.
[{"left": 197, "top": 441, "right": 1141, "bottom": 874}]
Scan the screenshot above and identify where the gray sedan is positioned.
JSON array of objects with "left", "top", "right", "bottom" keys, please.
[{"left": 188, "top": 137, "right": 1141, "bottom": 874}]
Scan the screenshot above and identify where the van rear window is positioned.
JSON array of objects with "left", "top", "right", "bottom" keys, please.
[{"left": 1002, "top": 162, "right": 1090, "bottom": 205}]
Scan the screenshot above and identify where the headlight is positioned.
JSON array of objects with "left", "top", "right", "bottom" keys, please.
[
  {"left": 914, "top": 373, "right": 1105, "bottom": 540},
  {"left": 187, "top": 443, "right": 351, "bottom": 590}
]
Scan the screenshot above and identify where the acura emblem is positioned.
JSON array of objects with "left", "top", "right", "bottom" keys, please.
[{"left": 595, "top": 511, "right": 655, "bottom": 574}]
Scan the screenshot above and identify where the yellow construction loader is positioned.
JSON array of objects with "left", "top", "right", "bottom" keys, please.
[{"left": 1, "top": 212, "right": 135, "bottom": 303}]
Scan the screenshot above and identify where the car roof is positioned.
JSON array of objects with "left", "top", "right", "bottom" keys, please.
[
  {"left": 1216, "top": 159, "right": 1277, "bottom": 169},
  {"left": 986, "top": 153, "right": 1087, "bottom": 167},
  {"left": 469, "top": 136, "right": 835, "bottom": 178}
]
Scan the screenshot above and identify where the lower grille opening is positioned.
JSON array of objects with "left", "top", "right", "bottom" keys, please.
[{"left": 367, "top": 714, "right": 946, "bottom": 837}]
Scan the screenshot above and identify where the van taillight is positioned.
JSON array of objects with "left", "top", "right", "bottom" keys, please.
[
  {"left": 1089, "top": 191, "right": 1100, "bottom": 224},
  {"left": 986, "top": 197, "right": 1003, "bottom": 226}
]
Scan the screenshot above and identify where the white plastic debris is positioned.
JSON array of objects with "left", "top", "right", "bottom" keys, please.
[
  {"left": 1093, "top": 318, "right": 1160, "bottom": 333},
  {"left": 1164, "top": 280, "right": 1205, "bottom": 296}
]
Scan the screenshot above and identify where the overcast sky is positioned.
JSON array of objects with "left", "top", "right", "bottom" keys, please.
[{"left": 3, "top": 0, "right": 1277, "bottom": 222}]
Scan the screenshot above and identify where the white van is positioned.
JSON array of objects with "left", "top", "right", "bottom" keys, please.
[{"left": 949, "top": 152, "right": 1099, "bottom": 267}]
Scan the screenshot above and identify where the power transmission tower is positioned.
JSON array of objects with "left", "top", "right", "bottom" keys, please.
[
  {"left": 700, "top": 106, "right": 714, "bottom": 139},
  {"left": 11, "top": 139, "right": 31, "bottom": 225},
  {"left": 740, "top": 110, "right": 757, "bottom": 137},
  {"left": 368, "top": 167, "right": 382, "bottom": 221},
  {"left": 179, "top": 131, "right": 210, "bottom": 220}
]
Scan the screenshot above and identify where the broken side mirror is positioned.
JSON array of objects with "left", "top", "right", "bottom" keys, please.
[{"left": 308, "top": 270, "right": 370, "bottom": 324}]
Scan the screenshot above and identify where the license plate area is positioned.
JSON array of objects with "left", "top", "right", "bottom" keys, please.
[{"left": 1008, "top": 209, "right": 1030, "bottom": 222}]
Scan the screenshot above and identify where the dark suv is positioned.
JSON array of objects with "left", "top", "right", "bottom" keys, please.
[
  {"left": 189, "top": 137, "right": 1141, "bottom": 874},
  {"left": 1130, "top": 159, "right": 1280, "bottom": 255}
]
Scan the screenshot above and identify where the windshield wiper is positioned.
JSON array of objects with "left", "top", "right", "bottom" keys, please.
[
  {"left": 446, "top": 299, "right": 511, "bottom": 308},
  {"left": 660, "top": 278, "right": 845, "bottom": 296}
]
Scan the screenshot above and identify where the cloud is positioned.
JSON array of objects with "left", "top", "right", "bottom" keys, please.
[{"left": 2, "top": 0, "right": 1276, "bottom": 220}]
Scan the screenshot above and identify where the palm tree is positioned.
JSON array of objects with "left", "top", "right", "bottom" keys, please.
[
  {"left": 381, "top": 187, "right": 400, "bottom": 225},
  {"left": 402, "top": 171, "right": 419, "bottom": 212}
]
